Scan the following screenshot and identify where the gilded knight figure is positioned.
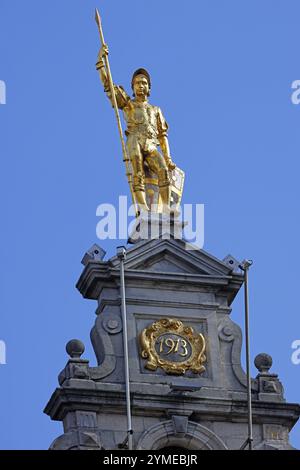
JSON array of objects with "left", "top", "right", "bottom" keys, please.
[{"left": 96, "top": 44, "right": 179, "bottom": 213}]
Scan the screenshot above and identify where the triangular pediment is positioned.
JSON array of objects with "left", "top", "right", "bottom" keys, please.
[
  {"left": 132, "top": 249, "right": 205, "bottom": 274},
  {"left": 77, "top": 236, "right": 244, "bottom": 303},
  {"left": 110, "top": 238, "right": 232, "bottom": 277}
]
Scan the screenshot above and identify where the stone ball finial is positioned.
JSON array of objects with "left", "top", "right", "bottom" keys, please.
[
  {"left": 254, "top": 353, "right": 273, "bottom": 373},
  {"left": 66, "top": 339, "right": 85, "bottom": 358}
]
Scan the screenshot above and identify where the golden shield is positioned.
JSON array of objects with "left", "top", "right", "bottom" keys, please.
[{"left": 139, "top": 318, "right": 206, "bottom": 376}]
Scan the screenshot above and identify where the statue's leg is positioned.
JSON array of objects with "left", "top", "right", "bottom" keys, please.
[
  {"left": 146, "top": 150, "right": 171, "bottom": 211},
  {"left": 127, "top": 136, "right": 149, "bottom": 212}
]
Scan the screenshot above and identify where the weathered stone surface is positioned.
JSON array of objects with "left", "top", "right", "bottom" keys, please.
[{"left": 44, "top": 232, "right": 300, "bottom": 450}]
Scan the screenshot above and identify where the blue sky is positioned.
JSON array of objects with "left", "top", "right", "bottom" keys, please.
[{"left": 0, "top": 0, "right": 299, "bottom": 449}]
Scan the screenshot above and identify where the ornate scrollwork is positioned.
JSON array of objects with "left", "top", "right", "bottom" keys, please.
[{"left": 140, "top": 318, "right": 206, "bottom": 375}]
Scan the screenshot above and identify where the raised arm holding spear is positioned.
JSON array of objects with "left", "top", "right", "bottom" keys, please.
[
  {"left": 95, "top": 8, "right": 178, "bottom": 215},
  {"left": 95, "top": 9, "right": 138, "bottom": 215}
]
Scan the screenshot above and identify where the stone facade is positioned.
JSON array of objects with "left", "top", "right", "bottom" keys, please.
[{"left": 44, "top": 232, "right": 300, "bottom": 450}]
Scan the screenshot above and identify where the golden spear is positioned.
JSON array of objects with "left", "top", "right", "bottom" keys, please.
[{"left": 95, "top": 8, "right": 138, "bottom": 216}]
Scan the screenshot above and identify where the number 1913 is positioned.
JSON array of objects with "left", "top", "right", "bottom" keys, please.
[{"left": 158, "top": 337, "right": 188, "bottom": 357}]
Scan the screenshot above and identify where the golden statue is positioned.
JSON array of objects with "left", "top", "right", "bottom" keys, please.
[{"left": 95, "top": 10, "right": 184, "bottom": 215}]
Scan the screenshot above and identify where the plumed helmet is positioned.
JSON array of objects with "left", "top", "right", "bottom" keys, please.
[{"left": 131, "top": 68, "right": 151, "bottom": 91}]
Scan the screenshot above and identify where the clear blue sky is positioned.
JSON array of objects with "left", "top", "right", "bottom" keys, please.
[{"left": 1, "top": 0, "right": 299, "bottom": 449}]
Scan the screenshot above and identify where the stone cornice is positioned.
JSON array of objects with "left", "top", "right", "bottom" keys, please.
[
  {"left": 97, "top": 298, "right": 232, "bottom": 315},
  {"left": 44, "top": 386, "right": 300, "bottom": 429},
  {"left": 76, "top": 260, "right": 243, "bottom": 302}
]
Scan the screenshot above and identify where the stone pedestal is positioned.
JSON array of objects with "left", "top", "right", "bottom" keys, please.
[{"left": 128, "top": 212, "right": 186, "bottom": 244}]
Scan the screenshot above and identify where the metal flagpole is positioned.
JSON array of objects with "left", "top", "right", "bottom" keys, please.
[
  {"left": 95, "top": 8, "right": 138, "bottom": 216},
  {"left": 239, "top": 259, "right": 253, "bottom": 451},
  {"left": 116, "top": 246, "right": 133, "bottom": 450}
]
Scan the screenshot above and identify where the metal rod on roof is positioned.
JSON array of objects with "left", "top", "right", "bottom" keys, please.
[
  {"left": 239, "top": 259, "right": 253, "bottom": 451},
  {"left": 117, "top": 246, "right": 133, "bottom": 450}
]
